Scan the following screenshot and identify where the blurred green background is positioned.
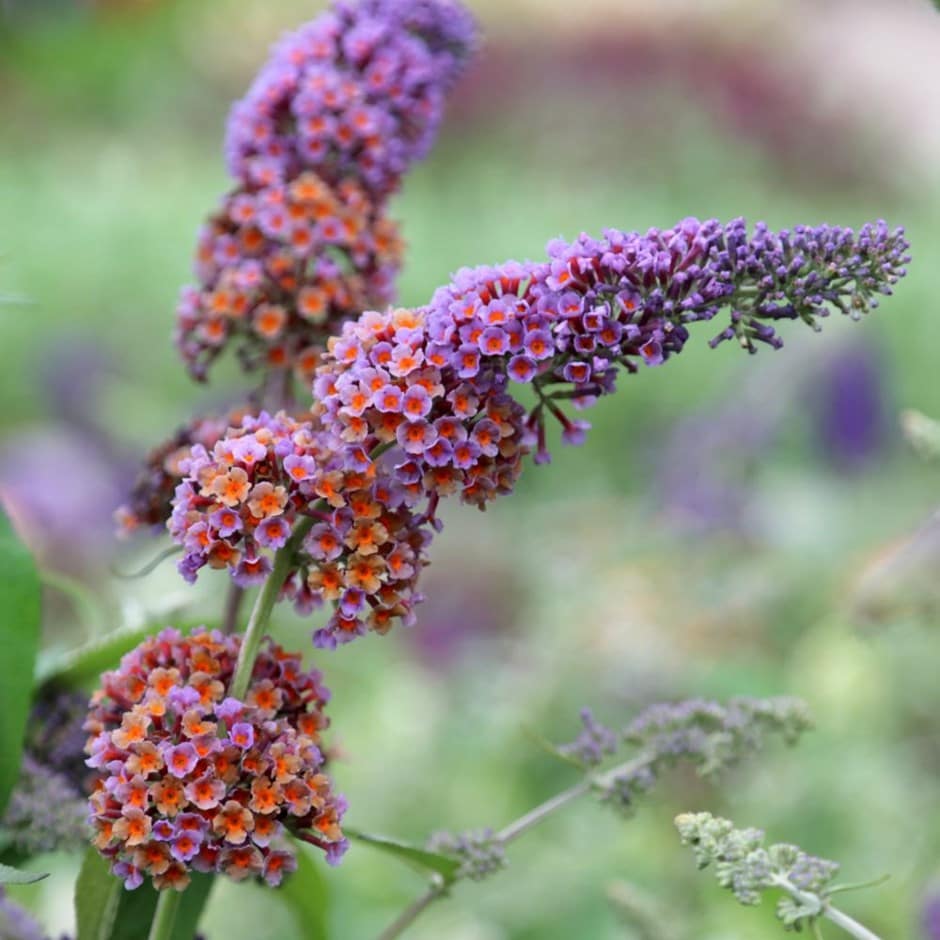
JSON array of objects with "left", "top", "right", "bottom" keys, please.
[{"left": 2, "top": 0, "right": 940, "bottom": 937}]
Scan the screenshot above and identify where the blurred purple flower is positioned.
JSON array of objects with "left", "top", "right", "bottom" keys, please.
[
  {"left": 409, "top": 555, "right": 522, "bottom": 670},
  {"left": 0, "top": 428, "right": 125, "bottom": 571},
  {"left": 923, "top": 891, "right": 940, "bottom": 940},
  {"left": 811, "top": 339, "right": 888, "bottom": 471},
  {"left": 0, "top": 891, "right": 46, "bottom": 940}
]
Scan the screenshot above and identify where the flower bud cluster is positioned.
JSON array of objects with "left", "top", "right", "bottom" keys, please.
[
  {"left": 675, "top": 812, "right": 841, "bottom": 931},
  {"left": 116, "top": 409, "right": 256, "bottom": 534},
  {"left": 426, "top": 828, "right": 507, "bottom": 882},
  {"left": 225, "top": 0, "right": 477, "bottom": 200},
  {"left": 85, "top": 629, "right": 346, "bottom": 891}
]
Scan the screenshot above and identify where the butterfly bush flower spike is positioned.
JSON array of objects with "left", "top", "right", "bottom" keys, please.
[
  {"left": 177, "top": 0, "right": 478, "bottom": 383},
  {"left": 315, "top": 219, "right": 908, "bottom": 505}
]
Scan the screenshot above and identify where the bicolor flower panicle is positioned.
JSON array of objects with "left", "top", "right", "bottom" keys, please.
[
  {"left": 224, "top": 0, "right": 478, "bottom": 199},
  {"left": 168, "top": 411, "right": 434, "bottom": 646},
  {"left": 84, "top": 629, "right": 346, "bottom": 891},
  {"left": 314, "top": 218, "right": 909, "bottom": 506},
  {"left": 175, "top": 175, "right": 403, "bottom": 384}
]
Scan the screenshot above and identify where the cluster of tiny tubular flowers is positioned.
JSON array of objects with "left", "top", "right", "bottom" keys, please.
[
  {"left": 167, "top": 410, "right": 434, "bottom": 646},
  {"left": 116, "top": 408, "right": 258, "bottom": 535},
  {"left": 84, "top": 629, "right": 346, "bottom": 892},
  {"left": 314, "top": 218, "right": 909, "bottom": 492},
  {"left": 175, "top": 173, "right": 403, "bottom": 384},
  {"left": 224, "top": 0, "right": 477, "bottom": 200}
]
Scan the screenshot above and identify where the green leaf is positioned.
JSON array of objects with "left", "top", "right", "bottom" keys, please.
[
  {"left": 0, "top": 505, "right": 42, "bottom": 815},
  {"left": 36, "top": 624, "right": 156, "bottom": 688},
  {"left": 173, "top": 873, "right": 215, "bottom": 939},
  {"left": 75, "top": 849, "right": 123, "bottom": 940},
  {"left": 280, "top": 840, "right": 330, "bottom": 940},
  {"left": 75, "top": 848, "right": 215, "bottom": 940},
  {"left": 37, "top": 620, "right": 210, "bottom": 689},
  {"left": 0, "top": 862, "right": 48, "bottom": 885},
  {"left": 346, "top": 829, "right": 460, "bottom": 884}
]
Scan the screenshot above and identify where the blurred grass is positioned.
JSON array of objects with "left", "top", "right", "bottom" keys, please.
[{"left": 2, "top": 1, "right": 939, "bottom": 937}]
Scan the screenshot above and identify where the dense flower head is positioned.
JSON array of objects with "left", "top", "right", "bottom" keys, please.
[
  {"left": 84, "top": 628, "right": 346, "bottom": 891},
  {"left": 175, "top": 174, "right": 403, "bottom": 383},
  {"left": 225, "top": 0, "right": 477, "bottom": 200},
  {"left": 315, "top": 218, "right": 909, "bottom": 504},
  {"left": 168, "top": 410, "right": 434, "bottom": 646},
  {"left": 116, "top": 408, "right": 258, "bottom": 535}
]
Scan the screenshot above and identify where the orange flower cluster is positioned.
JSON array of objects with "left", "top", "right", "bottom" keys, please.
[
  {"left": 85, "top": 629, "right": 346, "bottom": 891},
  {"left": 176, "top": 173, "right": 403, "bottom": 384}
]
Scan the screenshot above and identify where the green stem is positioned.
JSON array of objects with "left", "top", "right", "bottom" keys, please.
[
  {"left": 376, "top": 875, "right": 448, "bottom": 940},
  {"left": 376, "top": 752, "right": 654, "bottom": 939},
  {"left": 228, "top": 515, "right": 315, "bottom": 701},
  {"left": 771, "top": 875, "right": 883, "bottom": 940},
  {"left": 147, "top": 890, "right": 182, "bottom": 940}
]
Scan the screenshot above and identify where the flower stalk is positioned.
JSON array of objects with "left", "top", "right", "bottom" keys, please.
[{"left": 229, "top": 515, "right": 315, "bottom": 701}]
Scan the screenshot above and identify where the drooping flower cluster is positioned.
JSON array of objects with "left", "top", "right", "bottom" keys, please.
[
  {"left": 176, "top": 0, "right": 477, "bottom": 383},
  {"left": 224, "top": 0, "right": 477, "bottom": 199},
  {"left": 175, "top": 175, "right": 403, "bottom": 383},
  {"left": 675, "top": 812, "right": 843, "bottom": 931},
  {"left": 168, "top": 411, "right": 433, "bottom": 646},
  {"left": 85, "top": 629, "right": 346, "bottom": 891},
  {"left": 315, "top": 218, "right": 909, "bottom": 507}
]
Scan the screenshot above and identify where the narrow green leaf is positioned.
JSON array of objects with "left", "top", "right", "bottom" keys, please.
[
  {"left": 0, "top": 505, "right": 42, "bottom": 815},
  {"left": 0, "top": 862, "right": 48, "bottom": 885},
  {"left": 75, "top": 848, "right": 214, "bottom": 940},
  {"left": 36, "top": 624, "right": 156, "bottom": 688},
  {"left": 37, "top": 621, "right": 209, "bottom": 689},
  {"left": 280, "top": 840, "right": 330, "bottom": 940},
  {"left": 346, "top": 829, "right": 460, "bottom": 884},
  {"left": 173, "top": 873, "right": 215, "bottom": 939},
  {"left": 75, "top": 848, "right": 122, "bottom": 940}
]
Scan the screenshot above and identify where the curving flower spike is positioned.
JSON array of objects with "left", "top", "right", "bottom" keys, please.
[
  {"left": 84, "top": 629, "right": 345, "bottom": 890},
  {"left": 314, "top": 218, "right": 909, "bottom": 509}
]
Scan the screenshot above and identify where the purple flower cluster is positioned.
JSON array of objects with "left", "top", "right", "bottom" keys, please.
[
  {"left": 225, "top": 0, "right": 477, "bottom": 199},
  {"left": 175, "top": 0, "right": 476, "bottom": 383},
  {"left": 558, "top": 708, "right": 618, "bottom": 767},
  {"left": 168, "top": 410, "right": 434, "bottom": 646},
  {"left": 1, "top": 690, "right": 92, "bottom": 855},
  {"left": 315, "top": 218, "right": 908, "bottom": 508},
  {"left": 0, "top": 892, "right": 45, "bottom": 940},
  {"left": 1, "top": 755, "right": 89, "bottom": 855},
  {"left": 85, "top": 629, "right": 346, "bottom": 891}
]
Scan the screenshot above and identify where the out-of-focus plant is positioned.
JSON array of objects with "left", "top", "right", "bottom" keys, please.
[
  {"left": 367, "top": 698, "right": 811, "bottom": 938},
  {"left": 675, "top": 812, "right": 886, "bottom": 939}
]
